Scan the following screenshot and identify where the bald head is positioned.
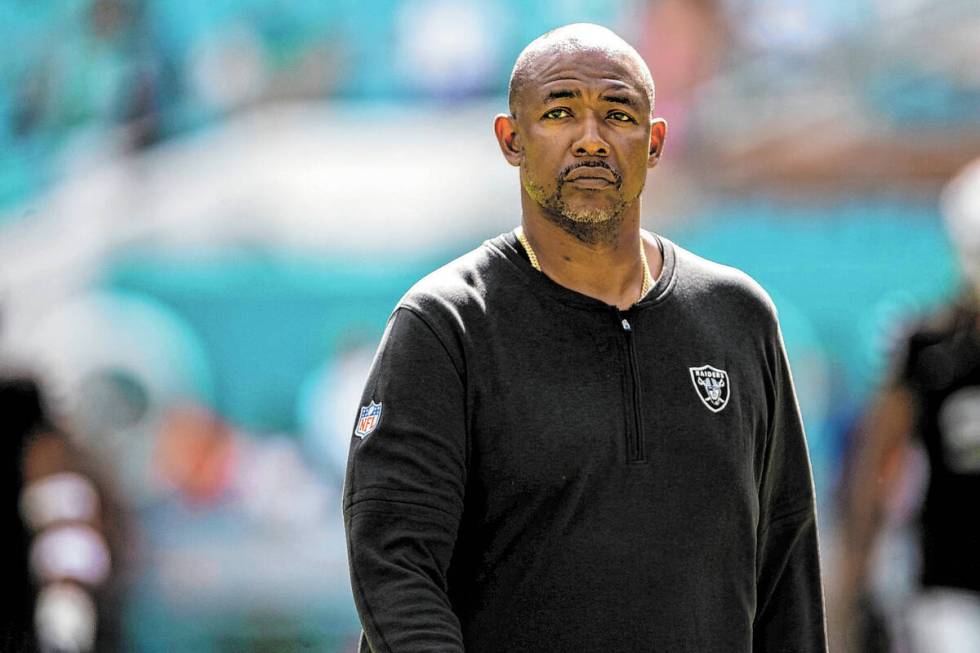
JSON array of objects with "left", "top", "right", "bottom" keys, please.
[{"left": 508, "top": 23, "right": 655, "bottom": 119}]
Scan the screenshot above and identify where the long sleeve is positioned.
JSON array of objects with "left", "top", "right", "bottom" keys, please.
[
  {"left": 343, "top": 308, "right": 467, "bottom": 653},
  {"left": 753, "top": 324, "right": 828, "bottom": 653}
]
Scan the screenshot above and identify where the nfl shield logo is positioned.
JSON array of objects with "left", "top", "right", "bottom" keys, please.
[
  {"left": 355, "top": 401, "right": 383, "bottom": 438},
  {"left": 689, "top": 365, "right": 730, "bottom": 413}
]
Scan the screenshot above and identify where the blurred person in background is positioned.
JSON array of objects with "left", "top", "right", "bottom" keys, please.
[
  {"left": 836, "top": 158, "right": 980, "bottom": 653},
  {"left": 1, "top": 377, "right": 43, "bottom": 652},
  {"left": 635, "top": 0, "right": 728, "bottom": 155},
  {"left": 344, "top": 23, "right": 825, "bottom": 653},
  {"left": 1, "top": 372, "right": 126, "bottom": 652}
]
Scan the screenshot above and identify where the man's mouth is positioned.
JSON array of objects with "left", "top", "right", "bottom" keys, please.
[
  {"left": 566, "top": 176, "right": 614, "bottom": 189},
  {"left": 561, "top": 164, "right": 621, "bottom": 189},
  {"left": 565, "top": 169, "right": 617, "bottom": 184}
]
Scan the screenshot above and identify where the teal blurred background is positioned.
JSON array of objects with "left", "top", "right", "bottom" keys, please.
[{"left": 2, "top": 0, "right": 979, "bottom": 650}]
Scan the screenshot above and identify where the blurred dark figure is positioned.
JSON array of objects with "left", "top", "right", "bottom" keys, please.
[
  {"left": 1, "top": 378, "right": 43, "bottom": 651},
  {"left": 836, "top": 159, "right": 980, "bottom": 653},
  {"left": 0, "top": 374, "right": 127, "bottom": 652}
]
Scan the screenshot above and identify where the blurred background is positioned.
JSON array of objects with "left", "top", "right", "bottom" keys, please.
[{"left": 1, "top": 0, "right": 979, "bottom": 651}]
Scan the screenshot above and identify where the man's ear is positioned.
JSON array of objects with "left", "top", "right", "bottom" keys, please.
[
  {"left": 647, "top": 118, "right": 667, "bottom": 168},
  {"left": 494, "top": 114, "right": 522, "bottom": 167}
]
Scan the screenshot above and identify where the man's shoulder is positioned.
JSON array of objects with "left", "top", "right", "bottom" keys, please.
[
  {"left": 396, "top": 235, "right": 514, "bottom": 323},
  {"left": 670, "top": 240, "right": 778, "bottom": 322}
]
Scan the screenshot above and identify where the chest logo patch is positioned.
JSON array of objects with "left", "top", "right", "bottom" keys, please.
[
  {"left": 689, "top": 365, "right": 730, "bottom": 413},
  {"left": 354, "top": 401, "right": 383, "bottom": 438}
]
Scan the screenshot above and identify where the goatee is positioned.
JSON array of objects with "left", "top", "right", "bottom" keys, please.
[
  {"left": 540, "top": 205, "right": 625, "bottom": 246},
  {"left": 523, "top": 161, "right": 631, "bottom": 246}
]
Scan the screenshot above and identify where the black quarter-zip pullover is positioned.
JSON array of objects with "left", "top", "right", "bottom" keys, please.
[{"left": 344, "top": 229, "right": 827, "bottom": 652}]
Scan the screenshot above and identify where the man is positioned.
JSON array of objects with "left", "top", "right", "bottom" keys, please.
[
  {"left": 835, "top": 159, "right": 980, "bottom": 653},
  {"left": 344, "top": 23, "right": 826, "bottom": 652}
]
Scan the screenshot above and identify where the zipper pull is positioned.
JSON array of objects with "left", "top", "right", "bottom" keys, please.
[{"left": 621, "top": 318, "right": 631, "bottom": 332}]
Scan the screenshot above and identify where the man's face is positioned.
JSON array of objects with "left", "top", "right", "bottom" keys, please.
[{"left": 509, "top": 49, "right": 660, "bottom": 227}]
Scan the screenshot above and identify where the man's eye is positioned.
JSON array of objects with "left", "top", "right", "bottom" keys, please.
[
  {"left": 543, "top": 108, "right": 571, "bottom": 120},
  {"left": 608, "top": 111, "right": 635, "bottom": 123}
]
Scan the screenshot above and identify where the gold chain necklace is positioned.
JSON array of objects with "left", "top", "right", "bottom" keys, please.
[{"left": 516, "top": 227, "right": 654, "bottom": 300}]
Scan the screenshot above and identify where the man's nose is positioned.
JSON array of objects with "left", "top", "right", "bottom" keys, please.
[{"left": 572, "top": 115, "right": 609, "bottom": 157}]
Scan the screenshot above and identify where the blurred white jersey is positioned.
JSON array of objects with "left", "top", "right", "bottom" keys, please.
[{"left": 908, "top": 589, "right": 980, "bottom": 653}]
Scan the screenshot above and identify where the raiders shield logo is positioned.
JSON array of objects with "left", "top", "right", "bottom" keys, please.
[
  {"left": 689, "top": 365, "right": 730, "bottom": 413},
  {"left": 354, "top": 401, "right": 383, "bottom": 437}
]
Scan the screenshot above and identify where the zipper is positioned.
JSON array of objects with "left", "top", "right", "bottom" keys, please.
[{"left": 618, "top": 312, "right": 646, "bottom": 463}]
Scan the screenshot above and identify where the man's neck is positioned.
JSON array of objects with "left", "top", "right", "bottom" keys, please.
[{"left": 520, "top": 198, "right": 662, "bottom": 311}]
